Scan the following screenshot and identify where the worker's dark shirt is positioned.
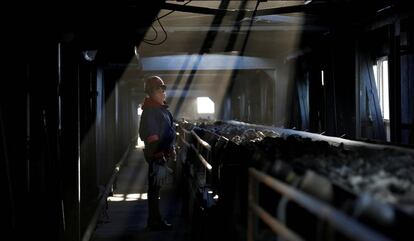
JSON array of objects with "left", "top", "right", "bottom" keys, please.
[{"left": 139, "top": 98, "right": 175, "bottom": 157}]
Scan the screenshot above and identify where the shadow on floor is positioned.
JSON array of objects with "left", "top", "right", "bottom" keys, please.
[{"left": 91, "top": 148, "right": 189, "bottom": 241}]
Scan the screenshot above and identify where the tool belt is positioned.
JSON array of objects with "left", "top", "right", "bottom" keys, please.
[{"left": 143, "top": 148, "right": 174, "bottom": 163}]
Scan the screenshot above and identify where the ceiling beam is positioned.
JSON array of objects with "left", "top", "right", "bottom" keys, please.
[
  {"left": 150, "top": 25, "right": 327, "bottom": 32},
  {"left": 163, "top": 2, "right": 326, "bottom": 16}
]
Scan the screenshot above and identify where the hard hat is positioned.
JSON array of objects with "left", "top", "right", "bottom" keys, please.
[{"left": 144, "top": 76, "right": 166, "bottom": 94}]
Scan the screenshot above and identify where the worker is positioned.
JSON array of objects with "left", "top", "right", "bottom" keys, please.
[{"left": 139, "top": 75, "right": 175, "bottom": 231}]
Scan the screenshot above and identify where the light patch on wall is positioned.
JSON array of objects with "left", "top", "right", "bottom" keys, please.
[
  {"left": 321, "top": 70, "right": 325, "bottom": 86},
  {"left": 373, "top": 58, "right": 390, "bottom": 120},
  {"left": 107, "top": 193, "right": 148, "bottom": 202},
  {"left": 107, "top": 196, "right": 124, "bottom": 202},
  {"left": 197, "top": 97, "right": 215, "bottom": 114},
  {"left": 140, "top": 193, "right": 148, "bottom": 200},
  {"left": 136, "top": 137, "right": 145, "bottom": 149},
  {"left": 136, "top": 105, "right": 145, "bottom": 149},
  {"left": 137, "top": 105, "right": 143, "bottom": 116},
  {"left": 125, "top": 193, "right": 141, "bottom": 201}
]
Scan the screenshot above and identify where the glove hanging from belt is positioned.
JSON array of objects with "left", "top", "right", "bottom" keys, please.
[
  {"left": 149, "top": 157, "right": 173, "bottom": 186},
  {"left": 144, "top": 140, "right": 173, "bottom": 186}
]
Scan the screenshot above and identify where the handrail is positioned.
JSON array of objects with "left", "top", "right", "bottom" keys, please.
[
  {"left": 249, "top": 202, "right": 305, "bottom": 241},
  {"left": 248, "top": 168, "right": 392, "bottom": 241},
  {"left": 191, "top": 130, "right": 211, "bottom": 151},
  {"left": 181, "top": 127, "right": 191, "bottom": 135},
  {"left": 180, "top": 135, "right": 190, "bottom": 147},
  {"left": 191, "top": 143, "right": 212, "bottom": 171},
  {"left": 179, "top": 125, "right": 213, "bottom": 171}
]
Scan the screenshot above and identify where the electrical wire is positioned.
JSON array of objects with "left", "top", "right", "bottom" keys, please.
[
  {"left": 143, "top": 25, "right": 158, "bottom": 41},
  {"left": 143, "top": 0, "right": 193, "bottom": 46},
  {"left": 142, "top": 17, "right": 168, "bottom": 45}
]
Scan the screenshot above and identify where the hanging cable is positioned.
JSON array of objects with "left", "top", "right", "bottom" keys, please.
[
  {"left": 143, "top": 0, "right": 193, "bottom": 46},
  {"left": 142, "top": 17, "right": 168, "bottom": 45},
  {"left": 143, "top": 25, "right": 159, "bottom": 41}
]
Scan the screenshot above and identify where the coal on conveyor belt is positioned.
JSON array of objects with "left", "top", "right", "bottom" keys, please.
[{"left": 188, "top": 120, "right": 414, "bottom": 217}]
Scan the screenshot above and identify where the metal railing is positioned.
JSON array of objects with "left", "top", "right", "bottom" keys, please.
[
  {"left": 248, "top": 168, "right": 392, "bottom": 241},
  {"left": 190, "top": 130, "right": 212, "bottom": 171},
  {"left": 179, "top": 125, "right": 213, "bottom": 187}
]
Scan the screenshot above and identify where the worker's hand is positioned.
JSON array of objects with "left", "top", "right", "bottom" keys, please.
[{"left": 150, "top": 158, "right": 173, "bottom": 186}]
